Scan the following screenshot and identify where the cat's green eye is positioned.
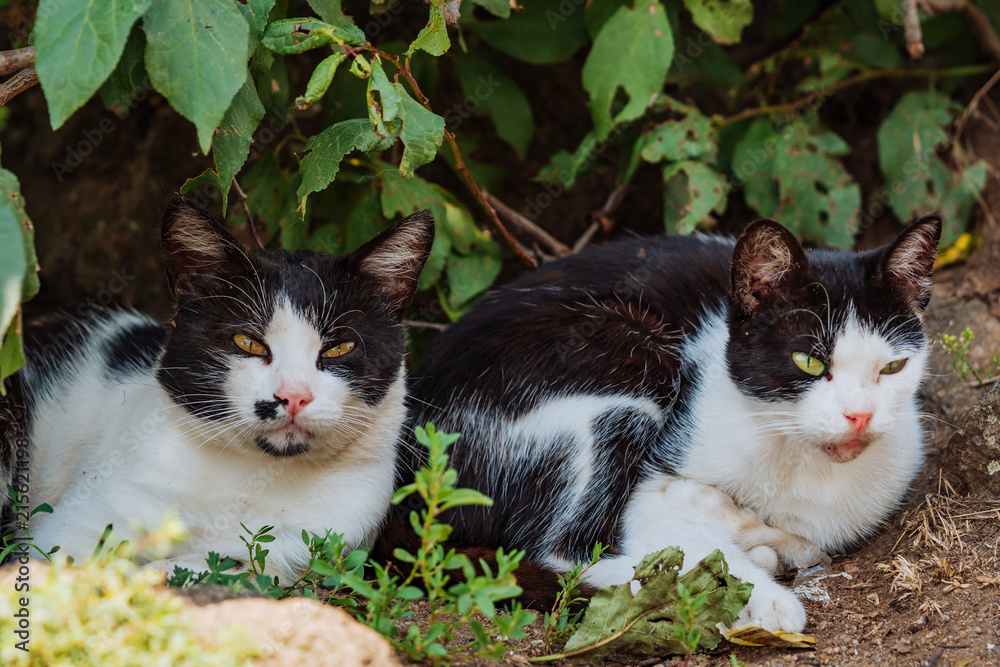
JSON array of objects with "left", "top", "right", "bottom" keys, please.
[
  {"left": 323, "top": 341, "right": 356, "bottom": 358},
  {"left": 234, "top": 334, "right": 267, "bottom": 356},
  {"left": 880, "top": 358, "right": 907, "bottom": 375},
  {"left": 792, "top": 352, "right": 826, "bottom": 376}
]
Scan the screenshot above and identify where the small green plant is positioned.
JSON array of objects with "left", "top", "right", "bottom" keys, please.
[
  {"left": 1, "top": 485, "right": 58, "bottom": 562},
  {"left": 542, "top": 541, "right": 607, "bottom": 651},
  {"left": 939, "top": 327, "right": 1000, "bottom": 387},
  {"left": 674, "top": 580, "right": 709, "bottom": 664}
]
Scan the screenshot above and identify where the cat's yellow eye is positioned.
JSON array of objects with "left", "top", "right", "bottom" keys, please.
[
  {"left": 323, "top": 341, "right": 356, "bottom": 358},
  {"left": 234, "top": 334, "right": 267, "bottom": 356},
  {"left": 880, "top": 358, "right": 907, "bottom": 375},
  {"left": 792, "top": 352, "right": 826, "bottom": 376}
]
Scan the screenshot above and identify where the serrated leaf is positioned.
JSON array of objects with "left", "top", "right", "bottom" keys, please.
[
  {"left": 307, "top": 0, "right": 356, "bottom": 28},
  {"left": 368, "top": 60, "right": 445, "bottom": 177},
  {"left": 735, "top": 117, "right": 860, "bottom": 248},
  {"left": 467, "top": 0, "right": 589, "bottom": 64},
  {"left": 662, "top": 161, "right": 729, "bottom": 234},
  {"left": 454, "top": 55, "right": 533, "bottom": 159},
  {"left": 214, "top": 76, "right": 266, "bottom": 214},
  {"left": 296, "top": 50, "right": 346, "bottom": 110},
  {"left": 682, "top": 0, "right": 752, "bottom": 45},
  {"left": 552, "top": 548, "right": 751, "bottom": 660},
  {"left": 36, "top": 0, "right": 152, "bottom": 129},
  {"left": 876, "top": 90, "right": 982, "bottom": 246},
  {"left": 409, "top": 0, "right": 450, "bottom": 56},
  {"left": 143, "top": 0, "right": 250, "bottom": 153},
  {"left": 297, "top": 118, "right": 396, "bottom": 208},
  {"left": 472, "top": 0, "right": 510, "bottom": 18},
  {"left": 262, "top": 17, "right": 365, "bottom": 54},
  {"left": 583, "top": 1, "right": 673, "bottom": 138}
]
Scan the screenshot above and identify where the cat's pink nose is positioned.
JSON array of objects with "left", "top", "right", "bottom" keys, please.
[
  {"left": 275, "top": 390, "right": 314, "bottom": 416},
  {"left": 844, "top": 412, "right": 872, "bottom": 434}
]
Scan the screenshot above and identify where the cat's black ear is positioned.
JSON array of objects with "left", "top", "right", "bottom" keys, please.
[
  {"left": 162, "top": 195, "right": 250, "bottom": 298},
  {"left": 729, "top": 219, "right": 810, "bottom": 314},
  {"left": 878, "top": 213, "right": 941, "bottom": 312},
  {"left": 350, "top": 209, "right": 435, "bottom": 313}
]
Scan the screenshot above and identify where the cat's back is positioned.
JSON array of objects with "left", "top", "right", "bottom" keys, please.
[{"left": 410, "top": 233, "right": 734, "bottom": 418}]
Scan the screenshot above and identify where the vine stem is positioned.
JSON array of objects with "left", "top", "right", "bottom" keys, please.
[
  {"left": 717, "top": 63, "right": 996, "bottom": 128},
  {"left": 369, "top": 47, "right": 538, "bottom": 268}
]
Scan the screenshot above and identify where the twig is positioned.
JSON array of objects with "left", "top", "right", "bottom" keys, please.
[
  {"left": 0, "top": 46, "right": 34, "bottom": 77},
  {"left": 372, "top": 47, "right": 538, "bottom": 268},
  {"left": 0, "top": 66, "right": 38, "bottom": 108},
  {"left": 717, "top": 64, "right": 995, "bottom": 128},
  {"left": 484, "top": 191, "right": 570, "bottom": 257},
  {"left": 572, "top": 222, "right": 600, "bottom": 254},
  {"left": 903, "top": 0, "right": 924, "bottom": 59},
  {"left": 231, "top": 177, "right": 265, "bottom": 250},
  {"left": 403, "top": 320, "right": 449, "bottom": 332},
  {"left": 955, "top": 66, "right": 1000, "bottom": 143}
]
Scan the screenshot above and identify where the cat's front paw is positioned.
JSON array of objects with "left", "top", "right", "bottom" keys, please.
[
  {"left": 783, "top": 541, "right": 831, "bottom": 571},
  {"left": 736, "top": 583, "right": 806, "bottom": 633}
]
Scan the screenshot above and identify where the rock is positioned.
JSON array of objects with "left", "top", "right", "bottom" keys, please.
[
  {"left": 941, "top": 379, "right": 1000, "bottom": 494},
  {"left": 182, "top": 596, "right": 403, "bottom": 667}
]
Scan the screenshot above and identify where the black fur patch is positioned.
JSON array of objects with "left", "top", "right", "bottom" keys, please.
[
  {"left": 104, "top": 322, "right": 166, "bottom": 379},
  {"left": 254, "top": 435, "right": 310, "bottom": 458},
  {"left": 254, "top": 399, "right": 280, "bottom": 421}
]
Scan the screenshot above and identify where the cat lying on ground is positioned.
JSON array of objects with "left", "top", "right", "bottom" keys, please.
[
  {"left": 1, "top": 195, "right": 434, "bottom": 582},
  {"left": 381, "top": 215, "right": 940, "bottom": 631}
]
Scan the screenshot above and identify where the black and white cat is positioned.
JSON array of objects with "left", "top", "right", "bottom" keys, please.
[
  {"left": 386, "top": 215, "right": 940, "bottom": 631},
  {"left": 1, "top": 195, "right": 434, "bottom": 581}
]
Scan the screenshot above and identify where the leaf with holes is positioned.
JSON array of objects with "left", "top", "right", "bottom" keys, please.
[
  {"left": 35, "top": 0, "right": 152, "bottom": 129},
  {"left": 662, "top": 161, "right": 729, "bottom": 234},
  {"left": 368, "top": 60, "right": 446, "bottom": 177},
  {"left": 261, "top": 17, "right": 365, "bottom": 54},
  {"left": 408, "top": 0, "right": 450, "bottom": 56},
  {"left": 877, "top": 90, "right": 985, "bottom": 246},
  {"left": 639, "top": 103, "right": 717, "bottom": 164},
  {"left": 143, "top": 0, "right": 250, "bottom": 153},
  {"left": 297, "top": 118, "right": 397, "bottom": 209},
  {"left": 582, "top": 0, "right": 673, "bottom": 137},
  {"left": 682, "top": 0, "right": 753, "bottom": 45}
]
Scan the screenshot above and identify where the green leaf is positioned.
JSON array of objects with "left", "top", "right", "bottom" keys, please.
[
  {"left": 214, "top": 76, "right": 266, "bottom": 214},
  {"left": 296, "top": 118, "right": 396, "bottom": 208},
  {"left": 735, "top": 117, "right": 860, "bottom": 248},
  {"left": 296, "top": 50, "right": 347, "bottom": 110},
  {"left": 582, "top": 1, "right": 673, "bottom": 138},
  {"left": 238, "top": 0, "right": 276, "bottom": 38},
  {"left": 0, "top": 321, "right": 24, "bottom": 390},
  {"left": 226, "top": 151, "right": 300, "bottom": 241},
  {"left": 439, "top": 487, "right": 495, "bottom": 510},
  {"left": 343, "top": 186, "right": 386, "bottom": 251},
  {"left": 876, "top": 90, "right": 983, "bottom": 246},
  {"left": 408, "top": 0, "right": 450, "bottom": 56},
  {"left": 662, "top": 161, "right": 729, "bottom": 234},
  {"left": 639, "top": 104, "right": 716, "bottom": 164},
  {"left": 0, "top": 170, "right": 39, "bottom": 303},
  {"left": 99, "top": 25, "right": 148, "bottom": 112},
  {"left": 35, "top": 0, "right": 152, "bottom": 129},
  {"left": 446, "top": 240, "right": 502, "bottom": 311},
  {"left": 551, "top": 548, "right": 751, "bottom": 660},
  {"left": 368, "top": 60, "right": 446, "bottom": 177},
  {"left": 467, "top": 0, "right": 589, "bottom": 64},
  {"left": 454, "top": 55, "right": 533, "bottom": 159},
  {"left": 306, "top": 0, "right": 356, "bottom": 28},
  {"left": 471, "top": 0, "right": 511, "bottom": 18},
  {"left": 261, "top": 17, "right": 365, "bottom": 54},
  {"left": 681, "top": 0, "right": 753, "bottom": 45},
  {"left": 379, "top": 169, "right": 449, "bottom": 290},
  {"left": 143, "top": 0, "right": 250, "bottom": 153}
]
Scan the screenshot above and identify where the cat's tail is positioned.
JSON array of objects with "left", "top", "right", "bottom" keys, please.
[{"left": 372, "top": 513, "right": 597, "bottom": 613}]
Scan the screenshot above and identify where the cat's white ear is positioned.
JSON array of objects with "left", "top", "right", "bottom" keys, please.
[
  {"left": 162, "top": 195, "right": 250, "bottom": 298},
  {"left": 879, "top": 214, "right": 941, "bottom": 312},
  {"left": 730, "top": 219, "right": 810, "bottom": 314},
  {"left": 351, "top": 209, "right": 435, "bottom": 312}
]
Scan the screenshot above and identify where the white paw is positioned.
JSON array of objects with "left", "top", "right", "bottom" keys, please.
[
  {"left": 784, "top": 541, "right": 831, "bottom": 570},
  {"left": 746, "top": 545, "right": 780, "bottom": 573},
  {"left": 737, "top": 583, "right": 806, "bottom": 632}
]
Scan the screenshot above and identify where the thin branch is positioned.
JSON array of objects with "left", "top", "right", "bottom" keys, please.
[
  {"left": 403, "top": 320, "right": 449, "bottom": 332},
  {"left": 0, "top": 66, "right": 38, "bottom": 108},
  {"left": 372, "top": 47, "right": 538, "bottom": 268},
  {"left": 484, "top": 191, "right": 570, "bottom": 257},
  {"left": 955, "top": 66, "right": 1000, "bottom": 144},
  {"left": 0, "top": 46, "right": 34, "bottom": 77},
  {"left": 572, "top": 222, "right": 600, "bottom": 254},
  {"left": 231, "top": 177, "right": 265, "bottom": 250},
  {"left": 717, "top": 64, "right": 995, "bottom": 128}
]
